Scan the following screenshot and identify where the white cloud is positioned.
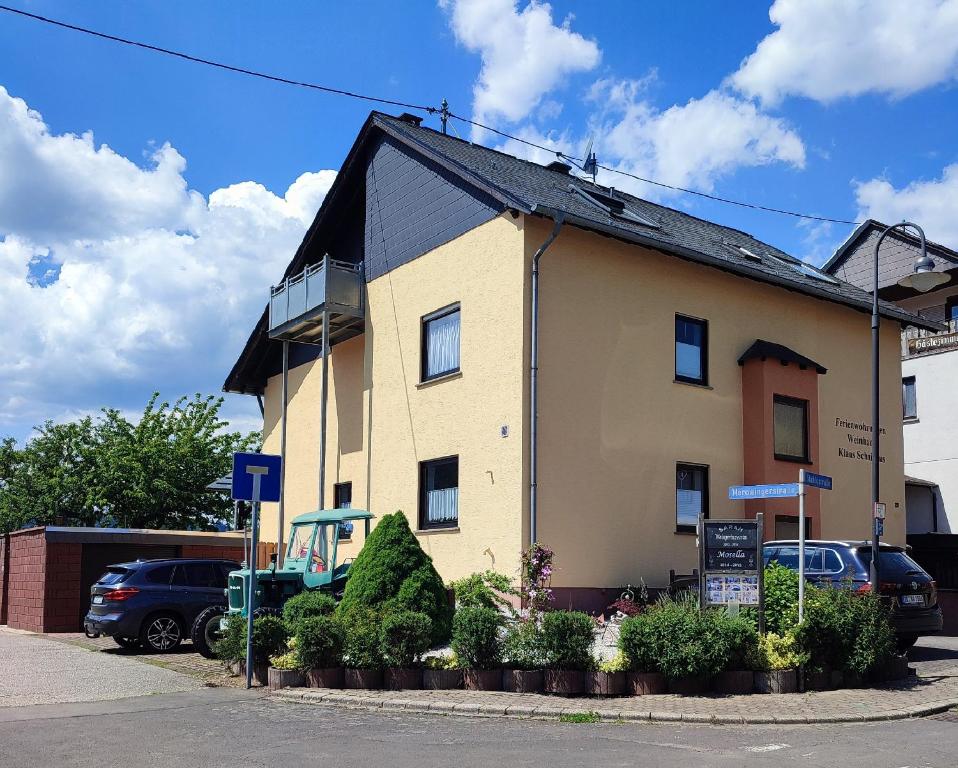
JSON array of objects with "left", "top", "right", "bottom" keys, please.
[
  {"left": 0, "top": 86, "right": 335, "bottom": 439},
  {"left": 440, "top": 0, "right": 600, "bottom": 137},
  {"left": 731, "top": 0, "right": 958, "bottom": 105},
  {"left": 593, "top": 86, "right": 805, "bottom": 196},
  {"left": 855, "top": 164, "right": 958, "bottom": 245}
]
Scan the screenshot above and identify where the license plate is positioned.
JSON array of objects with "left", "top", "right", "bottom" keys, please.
[
  {"left": 92, "top": 595, "right": 104, "bottom": 605},
  {"left": 902, "top": 594, "right": 924, "bottom": 606}
]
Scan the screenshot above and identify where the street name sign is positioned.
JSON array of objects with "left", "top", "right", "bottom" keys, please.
[
  {"left": 728, "top": 483, "right": 800, "bottom": 500},
  {"left": 803, "top": 471, "right": 833, "bottom": 490}
]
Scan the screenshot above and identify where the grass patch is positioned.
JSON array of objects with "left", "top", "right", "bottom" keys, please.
[{"left": 559, "top": 711, "right": 601, "bottom": 724}]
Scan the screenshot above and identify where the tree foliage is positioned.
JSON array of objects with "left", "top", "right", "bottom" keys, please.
[{"left": 0, "top": 393, "right": 258, "bottom": 533}]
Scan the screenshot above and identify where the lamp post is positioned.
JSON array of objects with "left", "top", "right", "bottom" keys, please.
[{"left": 870, "top": 222, "right": 949, "bottom": 593}]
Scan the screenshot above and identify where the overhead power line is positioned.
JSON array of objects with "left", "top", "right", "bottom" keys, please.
[
  {"left": 0, "top": 3, "right": 859, "bottom": 227},
  {"left": 0, "top": 4, "right": 437, "bottom": 113},
  {"left": 447, "top": 112, "right": 860, "bottom": 226}
]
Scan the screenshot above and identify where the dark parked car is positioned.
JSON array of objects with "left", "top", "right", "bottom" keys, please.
[
  {"left": 84, "top": 559, "right": 239, "bottom": 653},
  {"left": 763, "top": 540, "right": 943, "bottom": 648}
]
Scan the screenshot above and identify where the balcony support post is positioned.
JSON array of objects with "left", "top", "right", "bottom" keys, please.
[
  {"left": 319, "top": 304, "right": 330, "bottom": 511},
  {"left": 277, "top": 339, "right": 289, "bottom": 566}
]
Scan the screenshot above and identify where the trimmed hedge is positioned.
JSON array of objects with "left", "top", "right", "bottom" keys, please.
[
  {"left": 379, "top": 610, "right": 432, "bottom": 668},
  {"left": 541, "top": 610, "right": 594, "bottom": 671},
  {"left": 451, "top": 606, "right": 502, "bottom": 670},
  {"left": 338, "top": 512, "right": 452, "bottom": 644},
  {"left": 283, "top": 591, "right": 337, "bottom": 632},
  {"left": 296, "top": 615, "right": 346, "bottom": 670}
]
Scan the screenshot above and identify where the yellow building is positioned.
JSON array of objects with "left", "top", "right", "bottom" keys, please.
[{"left": 225, "top": 112, "right": 934, "bottom": 611}]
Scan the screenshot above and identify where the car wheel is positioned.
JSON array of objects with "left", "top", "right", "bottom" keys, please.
[
  {"left": 191, "top": 606, "right": 227, "bottom": 659},
  {"left": 897, "top": 635, "right": 918, "bottom": 652},
  {"left": 113, "top": 636, "right": 140, "bottom": 650},
  {"left": 139, "top": 613, "right": 184, "bottom": 653}
]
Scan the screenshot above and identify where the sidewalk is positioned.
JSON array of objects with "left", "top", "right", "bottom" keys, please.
[{"left": 273, "top": 639, "right": 958, "bottom": 725}]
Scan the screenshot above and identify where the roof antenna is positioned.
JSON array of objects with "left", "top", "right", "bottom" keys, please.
[
  {"left": 440, "top": 98, "right": 449, "bottom": 135},
  {"left": 582, "top": 135, "right": 597, "bottom": 183}
]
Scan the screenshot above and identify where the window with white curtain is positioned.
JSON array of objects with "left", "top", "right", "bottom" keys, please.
[
  {"left": 675, "top": 315, "right": 707, "bottom": 385},
  {"left": 676, "top": 463, "right": 708, "bottom": 531},
  {"left": 419, "top": 456, "right": 459, "bottom": 529},
  {"left": 422, "top": 306, "right": 460, "bottom": 381}
]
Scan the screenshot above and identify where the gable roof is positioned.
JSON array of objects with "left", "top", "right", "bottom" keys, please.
[
  {"left": 224, "top": 113, "right": 939, "bottom": 394},
  {"left": 824, "top": 218, "right": 958, "bottom": 278}
]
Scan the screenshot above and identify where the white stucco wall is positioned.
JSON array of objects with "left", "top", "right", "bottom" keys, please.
[{"left": 902, "top": 349, "right": 958, "bottom": 533}]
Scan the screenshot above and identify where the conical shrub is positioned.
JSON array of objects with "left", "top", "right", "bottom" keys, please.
[{"left": 337, "top": 511, "right": 452, "bottom": 644}]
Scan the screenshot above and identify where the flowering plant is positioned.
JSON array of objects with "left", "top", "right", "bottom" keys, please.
[{"left": 520, "top": 543, "right": 555, "bottom": 615}]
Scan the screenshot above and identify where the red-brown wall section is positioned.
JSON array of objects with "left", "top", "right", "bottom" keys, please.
[
  {"left": 0, "top": 534, "right": 8, "bottom": 625},
  {"left": 6, "top": 529, "right": 47, "bottom": 633},
  {"left": 43, "top": 543, "right": 83, "bottom": 632},
  {"left": 741, "top": 358, "right": 823, "bottom": 539}
]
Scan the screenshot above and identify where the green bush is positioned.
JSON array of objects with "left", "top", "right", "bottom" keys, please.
[
  {"left": 763, "top": 563, "right": 800, "bottom": 635},
  {"left": 793, "top": 584, "right": 894, "bottom": 675},
  {"left": 296, "top": 615, "right": 346, "bottom": 670},
  {"left": 502, "top": 618, "right": 546, "bottom": 669},
  {"left": 450, "top": 571, "right": 516, "bottom": 612},
  {"left": 283, "top": 590, "right": 337, "bottom": 631},
  {"left": 451, "top": 606, "right": 502, "bottom": 670},
  {"left": 541, "top": 610, "right": 595, "bottom": 671},
  {"left": 341, "top": 607, "right": 384, "bottom": 669},
  {"left": 749, "top": 631, "right": 805, "bottom": 671},
  {"left": 618, "top": 594, "right": 757, "bottom": 679},
  {"left": 379, "top": 610, "right": 433, "bottom": 668},
  {"left": 214, "top": 614, "right": 289, "bottom": 664},
  {"left": 338, "top": 512, "right": 452, "bottom": 644}
]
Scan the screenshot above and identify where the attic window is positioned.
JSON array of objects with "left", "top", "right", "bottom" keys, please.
[
  {"left": 767, "top": 253, "right": 840, "bottom": 285},
  {"left": 721, "top": 240, "right": 762, "bottom": 261},
  {"left": 570, "top": 184, "right": 659, "bottom": 229}
]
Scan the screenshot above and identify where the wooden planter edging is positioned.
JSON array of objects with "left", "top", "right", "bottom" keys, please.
[
  {"left": 586, "top": 671, "right": 626, "bottom": 696},
  {"left": 543, "top": 670, "right": 585, "bottom": 696},
  {"left": 715, "top": 670, "right": 753, "bottom": 695},
  {"left": 463, "top": 669, "right": 502, "bottom": 691},
  {"left": 503, "top": 669, "right": 544, "bottom": 693},
  {"left": 268, "top": 667, "right": 305, "bottom": 691},
  {"left": 627, "top": 672, "right": 667, "bottom": 695},
  {"left": 344, "top": 668, "right": 384, "bottom": 690},
  {"left": 307, "top": 667, "right": 345, "bottom": 689},
  {"left": 385, "top": 668, "right": 423, "bottom": 690},
  {"left": 754, "top": 669, "right": 798, "bottom": 694},
  {"left": 422, "top": 669, "right": 463, "bottom": 690}
]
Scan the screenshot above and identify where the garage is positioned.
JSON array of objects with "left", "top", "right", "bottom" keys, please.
[{"left": 0, "top": 526, "right": 273, "bottom": 633}]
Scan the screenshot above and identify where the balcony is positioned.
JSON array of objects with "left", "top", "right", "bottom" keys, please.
[
  {"left": 902, "top": 306, "right": 958, "bottom": 359},
  {"left": 268, "top": 257, "right": 364, "bottom": 346}
]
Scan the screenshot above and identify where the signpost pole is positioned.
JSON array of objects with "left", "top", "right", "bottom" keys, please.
[
  {"left": 756, "top": 513, "right": 765, "bottom": 635},
  {"left": 798, "top": 469, "right": 806, "bottom": 624},
  {"left": 697, "top": 513, "right": 705, "bottom": 612},
  {"left": 245, "top": 471, "right": 262, "bottom": 690}
]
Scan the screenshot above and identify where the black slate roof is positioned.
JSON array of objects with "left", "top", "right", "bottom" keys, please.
[
  {"left": 224, "top": 112, "right": 937, "bottom": 394},
  {"left": 737, "top": 339, "right": 827, "bottom": 374},
  {"left": 373, "top": 113, "right": 934, "bottom": 331}
]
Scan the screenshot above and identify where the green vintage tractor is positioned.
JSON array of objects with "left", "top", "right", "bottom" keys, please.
[{"left": 191, "top": 508, "right": 373, "bottom": 658}]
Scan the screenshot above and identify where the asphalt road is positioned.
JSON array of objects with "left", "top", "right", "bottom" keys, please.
[{"left": 2, "top": 686, "right": 957, "bottom": 768}]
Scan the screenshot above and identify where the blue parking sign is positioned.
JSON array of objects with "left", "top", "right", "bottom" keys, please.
[{"left": 231, "top": 452, "right": 282, "bottom": 502}]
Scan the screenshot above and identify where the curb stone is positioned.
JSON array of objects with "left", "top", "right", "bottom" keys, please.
[{"left": 269, "top": 689, "right": 958, "bottom": 725}]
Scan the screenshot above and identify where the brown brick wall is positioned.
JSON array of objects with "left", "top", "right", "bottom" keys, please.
[
  {"left": 0, "top": 534, "right": 8, "bottom": 625},
  {"left": 6, "top": 529, "right": 47, "bottom": 633},
  {"left": 181, "top": 542, "right": 275, "bottom": 563},
  {"left": 43, "top": 542, "right": 83, "bottom": 632}
]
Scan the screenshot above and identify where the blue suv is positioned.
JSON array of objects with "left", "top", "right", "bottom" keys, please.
[
  {"left": 84, "top": 559, "right": 239, "bottom": 653},
  {"left": 764, "top": 540, "right": 942, "bottom": 649}
]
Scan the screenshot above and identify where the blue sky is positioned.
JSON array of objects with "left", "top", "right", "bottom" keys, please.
[{"left": 2, "top": 0, "right": 958, "bottom": 442}]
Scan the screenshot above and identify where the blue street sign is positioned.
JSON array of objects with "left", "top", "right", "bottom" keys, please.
[
  {"left": 874, "top": 518, "right": 884, "bottom": 537},
  {"left": 803, "top": 471, "right": 833, "bottom": 491},
  {"left": 231, "top": 452, "right": 282, "bottom": 502},
  {"left": 728, "top": 483, "right": 800, "bottom": 500}
]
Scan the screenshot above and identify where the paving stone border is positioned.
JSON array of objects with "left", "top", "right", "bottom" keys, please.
[{"left": 271, "top": 670, "right": 958, "bottom": 725}]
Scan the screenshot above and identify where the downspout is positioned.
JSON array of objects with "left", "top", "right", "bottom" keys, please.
[{"left": 530, "top": 214, "right": 565, "bottom": 546}]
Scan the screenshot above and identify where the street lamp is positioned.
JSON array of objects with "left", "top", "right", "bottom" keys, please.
[{"left": 871, "top": 222, "right": 950, "bottom": 593}]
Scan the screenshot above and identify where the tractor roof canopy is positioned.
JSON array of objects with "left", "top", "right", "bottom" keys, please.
[{"left": 291, "top": 509, "right": 375, "bottom": 525}]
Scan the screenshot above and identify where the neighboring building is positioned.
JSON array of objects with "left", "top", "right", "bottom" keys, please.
[
  {"left": 825, "top": 221, "right": 958, "bottom": 536},
  {"left": 225, "top": 113, "right": 931, "bottom": 610}
]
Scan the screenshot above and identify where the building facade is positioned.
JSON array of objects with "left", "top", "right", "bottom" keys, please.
[
  {"left": 226, "top": 114, "right": 929, "bottom": 608},
  {"left": 825, "top": 221, "right": 958, "bottom": 536}
]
